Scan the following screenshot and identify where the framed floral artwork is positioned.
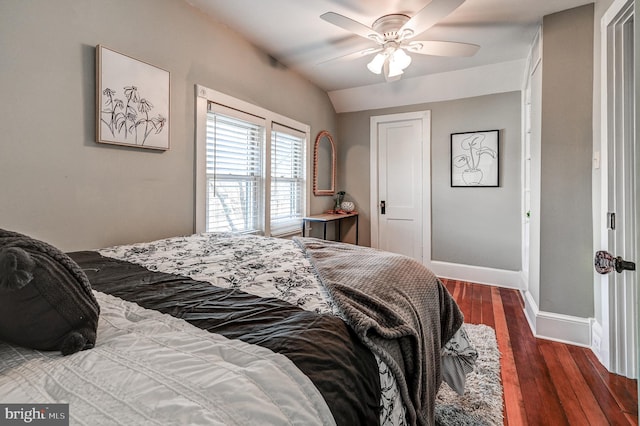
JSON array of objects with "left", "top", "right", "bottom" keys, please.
[
  {"left": 451, "top": 130, "right": 499, "bottom": 187},
  {"left": 96, "top": 45, "right": 170, "bottom": 150}
]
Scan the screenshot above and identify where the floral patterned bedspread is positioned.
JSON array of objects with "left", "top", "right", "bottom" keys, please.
[{"left": 98, "top": 232, "right": 472, "bottom": 425}]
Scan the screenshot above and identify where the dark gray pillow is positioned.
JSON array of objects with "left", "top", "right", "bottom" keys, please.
[{"left": 0, "top": 228, "right": 100, "bottom": 355}]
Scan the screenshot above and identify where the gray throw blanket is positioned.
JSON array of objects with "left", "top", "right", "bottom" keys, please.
[{"left": 294, "top": 237, "right": 463, "bottom": 426}]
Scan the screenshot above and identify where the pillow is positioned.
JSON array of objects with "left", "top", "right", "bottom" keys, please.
[{"left": 0, "top": 228, "right": 100, "bottom": 355}]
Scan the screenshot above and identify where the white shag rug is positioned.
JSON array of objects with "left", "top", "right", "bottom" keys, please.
[{"left": 435, "top": 324, "right": 503, "bottom": 425}]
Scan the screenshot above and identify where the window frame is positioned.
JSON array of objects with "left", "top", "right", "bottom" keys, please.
[
  {"left": 270, "top": 123, "right": 307, "bottom": 235},
  {"left": 195, "top": 85, "right": 311, "bottom": 236}
]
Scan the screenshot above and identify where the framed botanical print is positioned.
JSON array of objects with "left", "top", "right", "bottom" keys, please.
[{"left": 96, "top": 45, "right": 170, "bottom": 150}]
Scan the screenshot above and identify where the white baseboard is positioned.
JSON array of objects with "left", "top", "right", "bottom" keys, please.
[
  {"left": 429, "top": 260, "right": 524, "bottom": 289},
  {"left": 590, "top": 319, "right": 610, "bottom": 369},
  {"left": 522, "top": 289, "right": 591, "bottom": 348}
]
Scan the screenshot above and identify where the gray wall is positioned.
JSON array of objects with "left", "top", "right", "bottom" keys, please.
[
  {"left": 337, "top": 92, "right": 522, "bottom": 271},
  {"left": 0, "top": 0, "right": 336, "bottom": 251},
  {"left": 538, "top": 5, "right": 594, "bottom": 317}
]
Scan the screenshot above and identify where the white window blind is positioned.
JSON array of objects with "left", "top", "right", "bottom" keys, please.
[
  {"left": 206, "top": 107, "right": 264, "bottom": 233},
  {"left": 270, "top": 124, "right": 305, "bottom": 235}
]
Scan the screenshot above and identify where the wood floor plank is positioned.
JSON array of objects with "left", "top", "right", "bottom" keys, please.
[
  {"left": 626, "top": 412, "right": 639, "bottom": 425},
  {"left": 491, "top": 286, "right": 526, "bottom": 426},
  {"left": 481, "top": 284, "right": 495, "bottom": 328},
  {"left": 456, "top": 280, "right": 473, "bottom": 321},
  {"left": 445, "top": 280, "right": 464, "bottom": 315},
  {"left": 583, "top": 348, "right": 639, "bottom": 421},
  {"left": 567, "top": 344, "right": 634, "bottom": 425},
  {"left": 468, "top": 282, "right": 480, "bottom": 324},
  {"left": 538, "top": 340, "right": 595, "bottom": 425},
  {"left": 503, "top": 288, "right": 569, "bottom": 425},
  {"left": 553, "top": 343, "right": 609, "bottom": 424}
]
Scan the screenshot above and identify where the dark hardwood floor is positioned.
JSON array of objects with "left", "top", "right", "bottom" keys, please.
[{"left": 441, "top": 278, "right": 639, "bottom": 425}]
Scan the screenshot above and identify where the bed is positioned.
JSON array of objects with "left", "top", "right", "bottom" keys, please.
[{"left": 0, "top": 231, "right": 477, "bottom": 426}]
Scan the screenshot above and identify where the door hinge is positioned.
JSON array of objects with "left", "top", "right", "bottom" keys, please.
[{"left": 607, "top": 212, "right": 616, "bottom": 230}]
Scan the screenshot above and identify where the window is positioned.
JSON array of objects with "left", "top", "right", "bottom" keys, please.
[
  {"left": 270, "top": 125, "right": 306, "bottom": 235},
  {"left": 195, "top": 86, "right": 309, "bottom": 237}
]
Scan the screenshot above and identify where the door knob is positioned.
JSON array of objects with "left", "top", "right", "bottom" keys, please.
[
  {"left": 595, "top": 250, "right": 636, "bottom": 274},
  {"left": 380, "top": 200, "right": 386, "bottom": 215}
]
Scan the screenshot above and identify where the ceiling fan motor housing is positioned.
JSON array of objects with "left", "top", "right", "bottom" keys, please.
[{"left": 370, "top": 14, "right": 413, "bottom": 42}]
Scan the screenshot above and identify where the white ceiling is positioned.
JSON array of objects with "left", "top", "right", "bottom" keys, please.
[{"left": 186, "top": 0, "right": 593, "bottom": 93}]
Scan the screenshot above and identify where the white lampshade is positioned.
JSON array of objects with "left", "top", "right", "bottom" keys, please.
[
  {"left": 392, "top": 48, "right": 412, "bottom": 70},
  {"left": 387, "top": 48, "right": 412, "bottom": 78},
  {"left": 367, "top": 53, "right": 386, "bottom": 74},
  {"left": 387, "top": 61, "right": 404, "bottom": 78}
]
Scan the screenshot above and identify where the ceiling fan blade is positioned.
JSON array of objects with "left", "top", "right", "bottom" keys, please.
[
  {"left": 400, "top": 0, "right": 465, "bottom": 38},
  {"left": 318, "top": 47, "right": 382, "bottom": 65},
  {"left": 406, "top": 40, "right": 479, "bottom": 57},
  {"left": 320, "top": 12, "right": 382, "bottom": 41}
]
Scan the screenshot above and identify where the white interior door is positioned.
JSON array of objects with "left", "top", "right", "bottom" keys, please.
[
  {"left": 370, "top": 111, "right": 431, "bottom": 264},
  {"left": 599, "top": 0, "right": 638, "bottom": 378}
]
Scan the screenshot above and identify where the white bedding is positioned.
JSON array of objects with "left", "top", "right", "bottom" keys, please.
[{"left": 0, "top": 291, "right": 336, "bottom": 426}]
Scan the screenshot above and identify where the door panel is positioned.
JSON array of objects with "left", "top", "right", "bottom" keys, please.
[
  {"left": 599, "top": 0, "right": 637, "bottom": 378},
  {"left": 371, "top": 112, "right": 430, "bottom": 263},
  {"left": 384, "top": 219, "right": 417, "bottom": 258},
  {"left": 609, "top": 4, "right": 637, "bottom": 377}
]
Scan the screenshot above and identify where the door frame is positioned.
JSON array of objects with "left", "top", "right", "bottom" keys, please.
[
  {"left": 633, "top": 0, "right": 640, "bottom": 400},
  {"left": 370, "top": 111, "right": 432, "bottom": 265},
  {"left": 597, "top": 0, "right": 637, "bottom": 378}
]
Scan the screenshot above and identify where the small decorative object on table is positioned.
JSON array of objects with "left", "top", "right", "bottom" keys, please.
[
  {"left": 341, "top": 201, "right": 355, "bottom": 212},
  {"left": 334, "top": 191, "right": 345, "bottom": 212}
]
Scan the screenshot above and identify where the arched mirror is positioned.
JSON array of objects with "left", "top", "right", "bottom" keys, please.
[{"left": 313, "top": 130, "right": 336, "bottom": 196}]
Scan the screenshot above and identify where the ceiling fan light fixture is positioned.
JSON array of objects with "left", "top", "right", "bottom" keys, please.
[
  {"left": 391, "top": 48, "right": 412, "bottom": 70},
  {"left": 383, "top": 61, "right": 402, "bottom": 82},
  {"left": 386, "top": 48, "right": 412, "bottom": 77},
  {"left": 367, "top": 53, "right": 386, "bottom": 74}
]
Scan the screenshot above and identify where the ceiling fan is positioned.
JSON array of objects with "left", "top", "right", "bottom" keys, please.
[{"left": 320, "top": 0, "right": 479, "bottom": 82}]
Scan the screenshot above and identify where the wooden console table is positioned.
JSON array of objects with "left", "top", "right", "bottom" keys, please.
[{"left": 301, "top": 212, "right": 359, "bottom": 245}]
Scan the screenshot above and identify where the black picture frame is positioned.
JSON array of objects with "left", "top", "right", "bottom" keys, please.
[{"left": 451, "top": 130, "right": 499, "bottom": 187}]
